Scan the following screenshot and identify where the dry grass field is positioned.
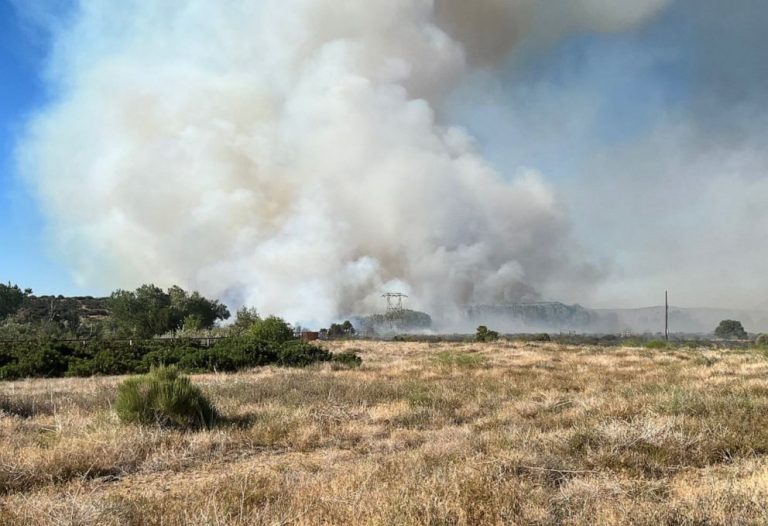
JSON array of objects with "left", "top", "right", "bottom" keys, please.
[{"left": 2, "top": 341, "right": 768, "bottom": 525}]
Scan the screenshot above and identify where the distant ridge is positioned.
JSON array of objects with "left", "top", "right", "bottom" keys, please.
[{"left": 465, "top": 302, "right": 768, "bottom": 334}]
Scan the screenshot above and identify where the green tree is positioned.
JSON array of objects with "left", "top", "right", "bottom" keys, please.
[
  {"left": 714, "top": 320, "right": 748, "bottom": 340},
  {"left": 108, "top": 285, "right": 171, "bottom": 338},
  {"left": 0, "top": 283, "right": 30, "bottom": 320},
  {"left": 475, "top": 325, "right": 499, "bottom": 342},
  {"left": 108, "top": 285, "right": 230, "bottom": 338},
  {"left": 168, "top": 286, "right": 230, "bottom": 330},
  {"left": 232, "top": 307, "right": 260, "bottom": 332},
  {"left": 327, "top": 320, "right": 356, "bottom": 338},
  {"left": 249, "top": 316, "right": 294, "bottom": 345}
]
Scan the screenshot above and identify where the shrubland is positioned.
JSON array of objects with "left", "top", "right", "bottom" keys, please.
[{"left": 0, "top": 312, "right": 358, "bottom": 380}]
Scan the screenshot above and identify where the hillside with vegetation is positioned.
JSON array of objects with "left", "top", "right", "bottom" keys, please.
[{"left": 0, "top": 282, "right": 359, "bottom": 380}]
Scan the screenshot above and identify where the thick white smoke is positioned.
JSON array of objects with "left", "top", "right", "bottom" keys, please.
[{"left": 19, "top": 0, "right": 669, "bottom": 325}]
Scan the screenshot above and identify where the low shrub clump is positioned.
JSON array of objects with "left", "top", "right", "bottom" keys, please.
[
  {"left": 331, "top": 350, "right": 364, "bottom": 369},
  {"left": 475, "top": 326, "right": 499, "bottom": 342},
  {"left": 115, "top": 366, "right": 217, "bottom": 429},
  {"left": 278, "top": 341, "right": 332, "bottom": 367}
]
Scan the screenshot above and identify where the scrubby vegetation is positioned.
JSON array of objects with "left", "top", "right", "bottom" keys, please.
[
  {"left": 107, "top": 284, "right": 231, "bottom": 337},
  {"left": 475, "top": 325, "right": 499, "bottom": 342},
  {"left": 0, "top": 282, "right": 229, "bottom": 341},
  {"left": 714, "top": 319, "right": 748, "bottom": 340},
  {"left": 0, "top": 309, "right": 360, "bottom": 380},
  {"left": 324, "top": 320, "right": 356, "bottom": 339},
  {"left": 115, "top": 366, "right": 217, "bottom": 429},
  {"left": 3, "top": 341, "right": 768, "bottom": 524},
  {"left": 0, "top": 283, "right": 30, "bottom": 319}
]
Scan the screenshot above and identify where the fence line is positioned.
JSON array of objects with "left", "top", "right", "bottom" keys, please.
[{"left": 0, "top": 336, "right": 229, "bottom": 345}]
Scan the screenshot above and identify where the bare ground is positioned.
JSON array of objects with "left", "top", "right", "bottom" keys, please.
[{"left": 2, "top": 341, "right": 768, "bottom": 525}]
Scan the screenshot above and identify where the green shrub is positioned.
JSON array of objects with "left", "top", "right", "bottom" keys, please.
[
  {"left": 331, "top": 350, "right": 363, "bottom": 369},
  {"left": 277, "top": 341, "right": 331, "bottom": 367},
  {"left": 645, "top": 340, "right": 668, "bottom": 349},
  {"left": 4, "top": 343, "right": 69, "bottom": 379},
  {"left": 67, "top": 348, "right": 143, "bottom": 376},
  {"left": 141, "top": 346, "right": 188, "bottom": 369},
  {"left": 475, "top": 326, "right": 499, "bottom": 342},
  {"left": 0, "top": 326, "right": 338, "bottom": 381},
  {"left": 115, "top": 366, "right": 217, "bottom": 429},
  {"left": 756, "top": 334, "right": 768, "bottom": 347},
  {"left": 0, "top": 345, "right": 14, "bottom": 368},
  {"left": 714, "top": 320, "right": 748, "bottom": 340},
  {"left": 249, "top": 316, "right": 294, "bottom": 345},
  {"left": 211, "top": 335, "right": 277, "bottom": 369}
]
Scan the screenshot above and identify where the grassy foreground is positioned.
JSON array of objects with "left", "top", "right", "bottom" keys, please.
[{"left": 2, "top": 341, "right": 768, "bottom": 525}]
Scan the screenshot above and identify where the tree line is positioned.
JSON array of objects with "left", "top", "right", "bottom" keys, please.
[
  {"left": 0, "top": 282, "right": 230, "bottom": 340},
  {"left": 0, "top": 282, "right": 362, "bottom": 380}
]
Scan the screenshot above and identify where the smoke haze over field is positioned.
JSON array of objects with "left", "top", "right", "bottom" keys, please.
[{"left": 13, "top": 0, "right": 768, "bottom": 325}]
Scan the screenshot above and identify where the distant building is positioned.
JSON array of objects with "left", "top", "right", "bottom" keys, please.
[{"left": 301, "top": 331, "right": 320, "bottom": 342}]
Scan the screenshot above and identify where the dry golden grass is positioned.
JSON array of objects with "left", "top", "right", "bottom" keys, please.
[{"left": 2, "top": 341, "right": 768, "bottom": 525}]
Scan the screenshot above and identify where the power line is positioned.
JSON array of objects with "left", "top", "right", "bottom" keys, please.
[{"left": 381, "top": 292, "right": 407, "bottom": 313}]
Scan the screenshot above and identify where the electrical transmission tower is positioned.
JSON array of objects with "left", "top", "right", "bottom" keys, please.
[{"left": 382, "top": 292, "right": 408, "bottom": 313}]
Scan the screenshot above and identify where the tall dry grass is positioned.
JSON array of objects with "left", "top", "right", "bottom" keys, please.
[{"left": 2, "top": 341, "right": 768, "bottom": 525}]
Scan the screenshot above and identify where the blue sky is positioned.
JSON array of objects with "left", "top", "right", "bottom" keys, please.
[
  {"left": 0, "top": 1, "right": 70, "bottom": 294},
  {"left": 1, "top": 0, "right": 94, "bottom": 295}
]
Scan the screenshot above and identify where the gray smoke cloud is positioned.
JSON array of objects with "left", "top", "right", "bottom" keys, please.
[
  {"left": 446, "top": 0, "right": 768, "bottom": 312},
  {"left": 18, "top": 0, "right": 670, "bottom": 325}
]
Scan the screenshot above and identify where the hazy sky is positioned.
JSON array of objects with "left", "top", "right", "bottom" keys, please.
[{"left": 1, "top": 1, "right": 767, "bottom": 317}]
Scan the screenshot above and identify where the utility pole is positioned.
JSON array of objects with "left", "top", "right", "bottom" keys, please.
[{"left": 665, "top": 290, "right": 669, "bottom": 342}]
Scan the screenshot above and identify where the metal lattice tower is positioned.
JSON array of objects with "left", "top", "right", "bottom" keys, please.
[{"left": 382, "top": 292, "right": 408, "bottom": 313}]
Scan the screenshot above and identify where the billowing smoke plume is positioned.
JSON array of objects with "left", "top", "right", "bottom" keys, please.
[{"left": 19, "top": 0, "right": 669, "bottom": 325}]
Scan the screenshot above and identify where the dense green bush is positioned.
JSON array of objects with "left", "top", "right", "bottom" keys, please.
[
  {"left": 115, "top": 366, "right": 217, "bottom": 429},
  {"left": 0, "top": 346, "right": 12, "bottom": 368},
  {"left": 755, "top": 334, "right": 768, "bottom": 347},
  {"left": 0, "top": 331, "right": 356, "bottom": 380},
  {"left": 331, "top": 350, "right": 363, "bottom": 368},
  {"left": 0, "top": 342, "right": 68, "bottom": 379},
  {"left": 211, "top": 335, "right": 278, "bottom": 368},
  {"left": 475, "top": 326, "right": 499, "bottom": 342},
  {"left": 0, "top": 283, "right": 29, "bottom": 320},
  {"left": 108, "top": 285, "right": 230, "bottom": 338},
  {"left": 277, "top": 341, "right": 332, "bottom": 367},
  {"left": 715, "top": 320, "right": 748, "bottom": 340},
  {"left": 249, "top": 316, "right": 294, "bottom": 345}
]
